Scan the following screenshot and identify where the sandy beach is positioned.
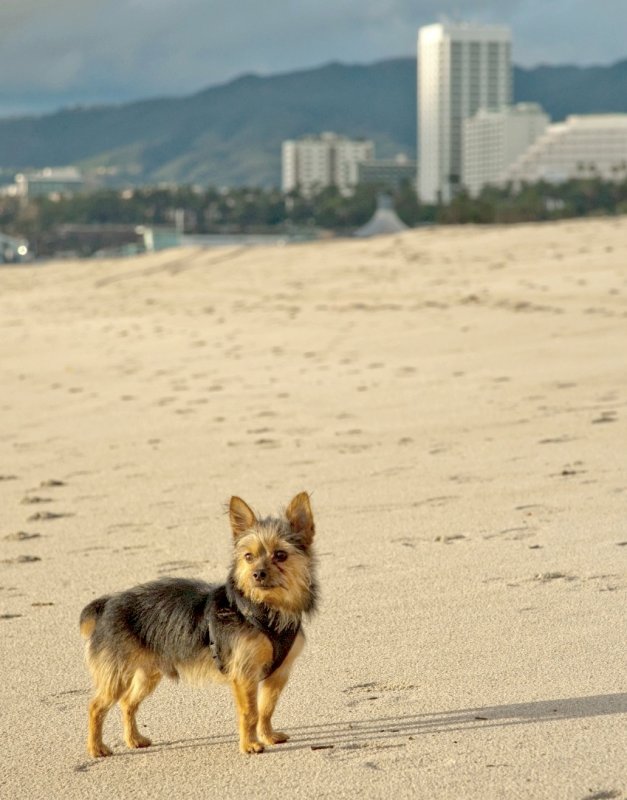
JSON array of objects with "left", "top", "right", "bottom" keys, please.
[{"left": 1, "top": 217, "right": 626, "bottom": 799}]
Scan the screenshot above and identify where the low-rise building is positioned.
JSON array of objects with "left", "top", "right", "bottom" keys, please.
[
  {"left": 15, "top": 166, "right": 84, "bottom": 198},
  {"left": 502, "top": 114, "right": 627, "bottom": 185},
  {"left": 282, "top": 132, "right": 374, "bottom": 196},
  {"left": 358, "top": 154, "right": 417, "bottom": 190},
  {"left": 462, "top": 103, "right": 549, "bottom": 196}
]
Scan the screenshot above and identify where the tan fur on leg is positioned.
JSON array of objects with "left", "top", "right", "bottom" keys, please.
[
  {"left": 257, "top": 631, "right": 304, "bottom": 745},
  {"left": 119, "top": 668, "right": 161, "bottom": 749},
  {"left": 231, "top": 679, "right": 263, "bottom": 753},
  {"left": 87, "top": 693, "right": 116, "bottom": 758}
]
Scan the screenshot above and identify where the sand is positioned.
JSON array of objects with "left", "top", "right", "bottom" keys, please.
[{"left": 1, "top": 216, "right": 626, "bottom": 799}]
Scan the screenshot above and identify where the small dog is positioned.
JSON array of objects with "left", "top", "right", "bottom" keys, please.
[{"left": 79, "top": 492, "right": 317, "bottom": 756}]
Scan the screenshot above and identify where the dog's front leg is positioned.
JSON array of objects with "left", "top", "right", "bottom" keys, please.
[
  {"left": 231, "top": 678, "right": 263, "bottom": 753},
  {"left": 257, "top": 631, "right": 304, "bottom": 746},
  {"left": 257, "top": 668, "right": 290, "bottom": 745}
]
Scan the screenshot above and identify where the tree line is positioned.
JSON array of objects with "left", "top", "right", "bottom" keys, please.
[{"left": 1, "top": 177, "right": 627, "bottom": 257}]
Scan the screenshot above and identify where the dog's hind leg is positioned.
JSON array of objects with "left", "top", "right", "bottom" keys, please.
[
  {"left": 86, "top": 647, "right": 127, "bottom": 757},
  {"left": 119, "top": 668, "right": 162, "bottom": 750},
  {"left": 88, "top": 689, "right": 118, "bottom": 758}
]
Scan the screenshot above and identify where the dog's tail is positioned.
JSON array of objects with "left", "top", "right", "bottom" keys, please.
[{"left": 79, "top": 595, "right": 110, "bottom": 639}]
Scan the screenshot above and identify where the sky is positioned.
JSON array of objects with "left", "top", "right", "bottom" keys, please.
[{"left": 1, "top": 0, "right": 626, "bottom": 118}]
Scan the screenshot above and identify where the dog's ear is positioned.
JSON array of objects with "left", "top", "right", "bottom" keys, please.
[
  {"left": 286, "top": 492, "right": 315, "bottom": 547},
  {"left": 229, "top": 496, "right": 257, "bottom": 539}
]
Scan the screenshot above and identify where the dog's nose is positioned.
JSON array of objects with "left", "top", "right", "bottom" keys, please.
[{"left": 253, "top": 569, "right": 267, "bottom": 582}]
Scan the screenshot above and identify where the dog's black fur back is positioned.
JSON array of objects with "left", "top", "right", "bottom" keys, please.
[
  {"left": 82, "top": 578, "right": 231, "bottom": 673},
  {"left": 80, "top": 576, "right": 302, "bottom": 679}
]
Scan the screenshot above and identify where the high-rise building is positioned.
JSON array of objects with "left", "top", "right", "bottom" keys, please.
[
  {"left": 281, "top": 132, "right": 374, "bottom": 197},
  {"left": 418, "top": 21, "right": 512, "bottom": 203},
  {"left": 463, "top": 103, "right": 549, "bottom": 196}
]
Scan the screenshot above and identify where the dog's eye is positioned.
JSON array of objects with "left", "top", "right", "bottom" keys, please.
[
  {"left": 273, "top": 550, "right": 288, "bottom": 562},
  {"left": 244, "top": 553, "right": 253, "bottom": 563}
]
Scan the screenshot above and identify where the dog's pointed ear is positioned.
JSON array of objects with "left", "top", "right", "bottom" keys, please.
[
  {"left": 286, "top": 492, "right": 315, "bottom": 547},
  {"left": 229, "top": 496, "right": 257, "bottom": 539}
]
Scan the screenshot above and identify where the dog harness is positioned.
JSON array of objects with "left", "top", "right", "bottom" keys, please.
[{"left": 207, "top": 580, "right": 300, "bottom": 679}]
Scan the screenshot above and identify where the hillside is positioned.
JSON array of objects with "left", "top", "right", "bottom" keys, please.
[
  {"left": 514, "top": 60, "right": 627, "bottom": 120},
  {"left": 0, "top": 58, "right": 626, "bottom": 187}
]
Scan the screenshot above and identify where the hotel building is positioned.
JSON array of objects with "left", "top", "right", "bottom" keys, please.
[
  {"left": 501, "top": 114, "right": 627, "bottom": 185},
  {"left": 463, "top": 103, "right": 549, "bottom": 196},
  {"left": 418, "top": 21, "right": 512, "bottom": 203},
  {"left": 281, "top": 132, "right": 374, "bottom": 197}
]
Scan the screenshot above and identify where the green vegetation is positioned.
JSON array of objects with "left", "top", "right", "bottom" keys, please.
[
  {"left": 0, "top": 182, "right": 425, "bottom": 256},
  {"left": 439, "top": 179, "right": 627, "bottom": 224},
  {"left": 1, "top": 177, "right": 627, "bottom": 258}
]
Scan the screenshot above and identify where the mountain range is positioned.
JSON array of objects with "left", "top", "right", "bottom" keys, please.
[{"left": 1, "top": 58, "right": 626, "bottom": 187}]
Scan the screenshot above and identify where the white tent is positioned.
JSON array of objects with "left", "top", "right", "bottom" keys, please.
[{"left": 354, "top": 194, "right": 408, "bottom": 237}]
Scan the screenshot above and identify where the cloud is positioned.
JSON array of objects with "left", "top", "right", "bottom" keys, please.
[{"left": 0, "top": 1, "right": 625, "bottom": 115}]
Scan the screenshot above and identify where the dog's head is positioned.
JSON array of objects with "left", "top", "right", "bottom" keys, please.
[{"left": 229, "top": 492, "right": 316, "bottom": 621}]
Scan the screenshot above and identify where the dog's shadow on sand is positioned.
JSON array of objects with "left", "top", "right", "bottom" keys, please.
[
  {"left": 281, "top": 692, "right": 627, "bottom": 752},
  {"left": 75, "top": 692, "right": 627, "bottom": 768}
]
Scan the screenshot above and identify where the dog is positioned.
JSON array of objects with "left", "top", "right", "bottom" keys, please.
[{"left": 79, "top": 492, "right": 317, "bottom": 756}]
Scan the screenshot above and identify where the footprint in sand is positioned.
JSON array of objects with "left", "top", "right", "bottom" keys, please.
[
  {"left": 1, "top": 554, "right": 41, "bottom": 565},
  {"left": 27, "top": 511, "right": 72, "bottom": 522},
  {"left": 592, "top": 411, "right": 617, "bottom": 424},
  {"left": 20, "top": 496, "right": 53, "bottom": 505},
  {"left": 556, "top": 462, "right": 585, "bottom": 477},
  {"left": 434, "top": 533, "right": 468, "bottom": 544},
  {"left": 391, "top": 537, "right": 416, "bottom": 549},
  {"left": 255, "top": 438, "right": 280, "bottom": 448},
  {"left": 4, "top": 531, "right": 41, "bottom": 541},
  {"left": 534, "top": 572, "right": 576, "bottom": 582}
]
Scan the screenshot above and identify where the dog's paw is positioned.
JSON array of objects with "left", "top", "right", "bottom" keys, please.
[
  {"left": 241, "top": 740, "right": 265, "bottom": 754},
  {"left": 89, "top": 742, "right": 113, "bottom": 758},
  {"left": 259, "top": 730, "right": 289, "bottom": 745},
  {"left": 127, "top": 734, "right": 152, "bottom": 749}
]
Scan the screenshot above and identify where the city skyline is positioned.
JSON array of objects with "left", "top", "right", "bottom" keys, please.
[{"left": 1, "top": 1, "right": 626, "bottom": 118}]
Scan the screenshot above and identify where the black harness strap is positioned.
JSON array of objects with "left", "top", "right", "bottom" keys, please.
[
  {"left": 224, "top": 579, "right": 300, "bottom": 678},
  {"left": 206, "top": 614, "right": 225, "bottom": 672}
]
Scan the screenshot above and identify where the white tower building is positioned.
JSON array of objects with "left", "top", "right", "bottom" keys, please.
[
  {"left": 463, "top": 103, "right": 549, "bottom": 196},
  {"left": 418, "top": 21, "right": 512, "bottom": 203}
]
